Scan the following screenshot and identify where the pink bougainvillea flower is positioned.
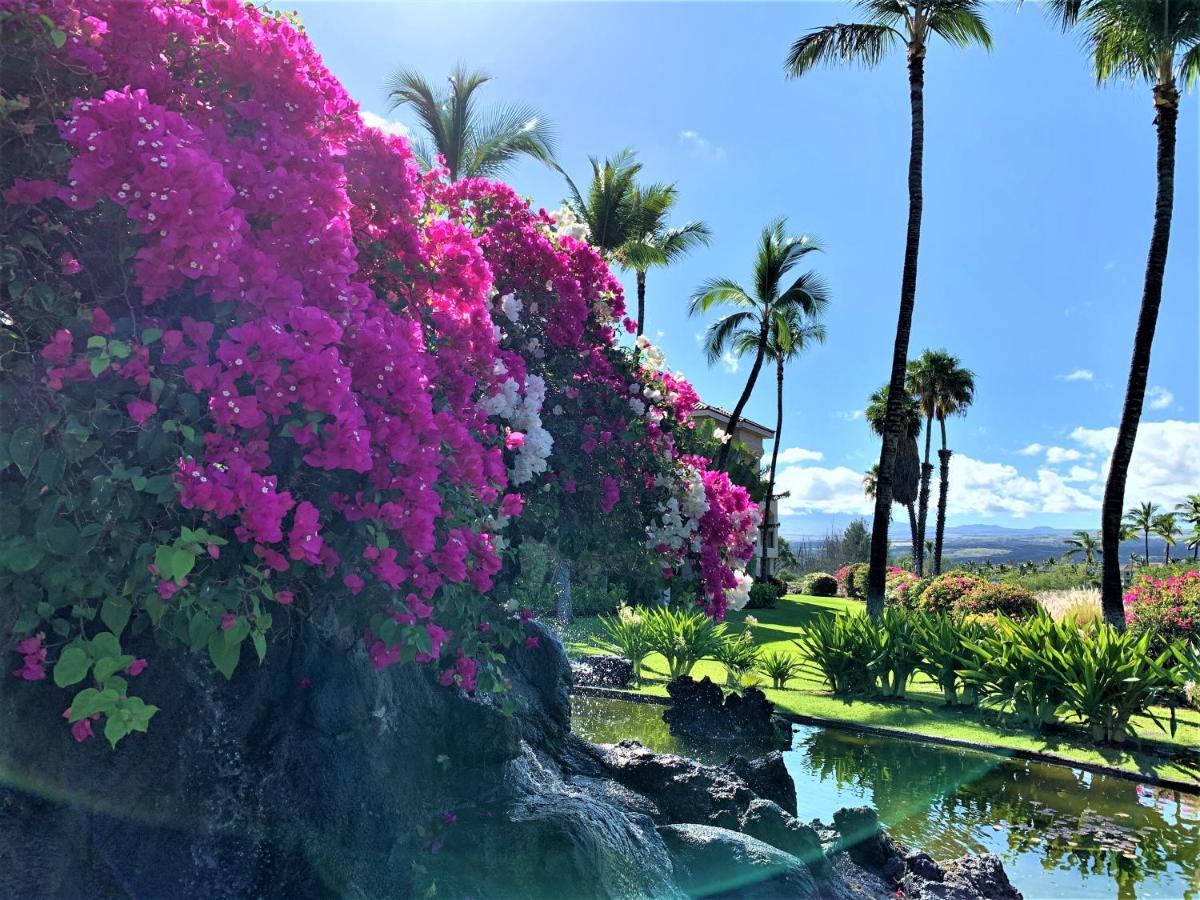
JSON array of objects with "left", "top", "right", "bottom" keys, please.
[
  {"left": 274, "top": 591, "right": 294, "bottom": 606},
  {"left": 505, "top": 431, "right": 525, "bottom": 450},
  {"left": 71, "top": 718, "right": 94, "bottom": 743},
  {"left": 525, "top": 635, "right": 540, "bottom": 648},
  {"left": 125, "top": 658, "right": 148, "bottom": 676},
  {"left": 219, "top": 613, "right": 237, "bottom": 631},
  {"left": 126, "top": 399, "right": 157, "bottom": 427},
  {"left": 59, "top": 252, "right": 82, "bottom": 275}
]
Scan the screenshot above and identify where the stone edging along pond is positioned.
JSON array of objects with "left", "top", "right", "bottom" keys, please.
[{"left": 571, "top": 684, "right": 1200, "bottom": 796}]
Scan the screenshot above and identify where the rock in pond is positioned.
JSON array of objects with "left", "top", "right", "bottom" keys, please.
[
  {"left": 571, "top": 653, "right": 634, "bottom": 688},
  {"left": 663, "top": 675, "right": 789, "bottom": 745}
]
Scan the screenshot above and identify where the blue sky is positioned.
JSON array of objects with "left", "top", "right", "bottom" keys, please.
[{"left": 294, "top": 1, "right": 1198, "bottom": 537}]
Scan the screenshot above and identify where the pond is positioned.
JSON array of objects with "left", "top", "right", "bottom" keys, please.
[{"left": 572, "top": 694, "right": 1200, "bottom": 900}]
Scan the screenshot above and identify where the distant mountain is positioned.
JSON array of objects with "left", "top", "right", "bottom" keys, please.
[{"left": 942, "top": 524, "right": 1070, "bottom": 536}]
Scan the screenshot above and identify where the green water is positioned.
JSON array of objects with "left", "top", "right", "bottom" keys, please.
[{"left": 572, "top": 695, "right": 1200, "bottom": 900}]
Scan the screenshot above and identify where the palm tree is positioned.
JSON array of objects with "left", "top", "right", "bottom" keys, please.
[
  {"left": 1153, "top": 512, "right": 1180, "bottom": 563},
  {"left": 618, "top": 184, "right": 712, "bottom": 336},
  {"left": 691, "top": 218, "right": 828, "bottom": 472},
  {"left": 786, "top": 0, "right": 992, "bottom": 613},
  {"left": 905, "top": 350, "right": 975, "bottom": 576},
  {"left": 1044, "top": 0, "right": 1200, "bottom": 627},
  {"left": 386, "top": 65, "right": 556, "bottom": 181},
  {"left": 1062, "top": 529, "right": 1102, "bottom": 566},
  {"left": 560, "top": 149, "right": 643, "bottom": 256},
  {"left": 863, "top": 464, "right": 880, "bottom": 501},
  {"left": 1178, "top": 494, "right": 1200, "bottom": 560},
  {"left": 1186, "top": 526, "right": 1200, "bottom": 562},
  {"left": 1123, "top": 501, "right": 1161, "bottom": 565},
  {"left": 866, "top": 383, "right": 923, "bottom": 604},
  {"left": 744, "top": 303, "right": 827, "bottom": 577}
]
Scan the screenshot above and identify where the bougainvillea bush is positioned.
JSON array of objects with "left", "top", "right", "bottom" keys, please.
[
  {"left": 918, "top": 573, "right": 986, "bottom": 614},
  {"left": 1124, "top": 570, "right": 1200, "bottom": 654},
  {"left": 0, "top": 0, "right": 757, "bottom": 747},
  {"left": 954, "top": 582, "right": 1039, "bottom": 621}
]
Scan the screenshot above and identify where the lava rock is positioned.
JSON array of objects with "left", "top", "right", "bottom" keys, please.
[
  {"left": 832, "top": 806, "right": 906, "bottom": 873},
  {"left": 663, "top": 676, "right": 787, "bottom": 744},
  {"left": 904, "top": 853, "right": 1024, "bottom": 900},
  {"left": 724, "top": 751, "right": 797, "bottom": 816},
  {"left": 657, "top": 823, "right": 827, "bottom": 899},
  {"left": 738, "top": 798, "right": 830, "bottom": 879},
  {"left": 571, "top": 654, "right": 634, "bottom": 688}
]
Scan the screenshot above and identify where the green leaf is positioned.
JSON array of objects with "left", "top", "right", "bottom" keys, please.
[
  {"left": 224, "top": 616, "right": 251, "bottom": 648},
  {"left": 53, "top": 646, "right": 91, "bottom": 688},
  {"left": 104, "top": 715, "right": 131, "bottom": 748},
  {"left": 100, "top": 597, "right": 132, "bottom": 636},
  {"left": 89, "top": 631, "right": 121, "bottom": 659},
  {"left": 89, "top": 354, "right": 111, "bottom": 378},
  {"left": 9, "top": 427, "right": 43, "bottom": 477},
  {"left": 141, "top": 328, "right": 163, "bottom": 344},
  {"left": 92, "top": 655, "right": 133, "bottom": 682},
  {"left": 207, "top": 632, "right": 240, "bottom": 680},
  {"left": 50, "top": 28, "right": 66, "bottom": 49},
  {"left": 68, "top": 687, "right": 119, "bottom": 722},
  {"left": 37, "top": 448, "right": 65, "bottom": 487},
  {"left": 251, "top": 631, "right": 267, "bottom": 663},
  {"left": 86, "top": 335, "right": 107, "bottom": 350},
  {"left": 154, "top": 545, "right": 196, "bottom": 582},
  {"left": 188, "top": 613, "right": 216, "bottom": 652},
  {"left": 0, "top": 536, "right": 45, "bottom": 574}
]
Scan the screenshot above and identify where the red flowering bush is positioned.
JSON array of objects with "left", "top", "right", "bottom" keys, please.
[
  {"left": 884, "top": 570, "right": 922, "bottom": 609},
  {"left": 1125, "top": 570, "right": 1200, "bottom": 654},
  {"left": 954, "top": 582, "right": 1039, "bottom": 620},
  {"left": 918, "top": 573, "right": 986, "bottom": 614},
  {"left": 833, "top": 565, "right": 854, "bottom": 598},
  {"left": 0, "top": 0, "right": 756, "bottom": 747}
]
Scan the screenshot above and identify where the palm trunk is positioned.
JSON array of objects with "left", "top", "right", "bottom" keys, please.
[
  {"left": 934, "top": 418, "right": 951, "bottom": 575},
  {"left": 915, "top": 412, "right": 933, "bottom": 576},
  {"left": 867, "top": 43, "right": 925, "bottom": 619},
  {"left": 636, "top": 269, "right": 647, "bottom": 337},
  {"left": 1101, "top": 81, "right": 1178, "bottom": 630},
  {"left": 715, "top": 318, "right": 770, "bottom": 472},
  {"left": 1144, "top": 529, "right": 1150, "bottom": 564},
  {"left": 760, "top": 358, "right": 785, "bottom": 579},
  {"left": 1164, "top": 542, "right": 1171, "bottom": 565},
  {"left": 906, "top": 501, "right": 919, "bottom": 574}
]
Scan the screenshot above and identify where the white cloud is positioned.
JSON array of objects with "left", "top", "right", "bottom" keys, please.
[
  {"left": 946, "top": 455, "right": 1101, "bottom": 518},
  {"left": 834, "top": 409, "right": 865, "bottom": 422},
  {"left": 1147, "top": 386, "right": 1174, "bottom": 410},
  {"left": 1017, "top": 443, "right": 1044, "bottom": 456},
  {"left": 679, "top": 130, "right": 726, "bottom": 162},
  {"left": 774, "top": 464, "right": 873, "bottom": 517},
  {"left": 776, "top": 447, "right": 824, "bottom": 464},
  {"left": 360, "top": 110, "right": 410, "bottom": 138},
  {"left": 1045, "top": 446, "right": 1083, "bottom": 464},
  {"left": 1064, "top": 465, "right": 1099, "bottom": 483},
  {"left": 720, "top": 350, "right": 739, "bottom": 374},
  {"left": 1059, "top": 369, "right": 1094, "bottom": 382},
  {"left": 1069, "top": 419, "right": 1200, "bottom": 506}
]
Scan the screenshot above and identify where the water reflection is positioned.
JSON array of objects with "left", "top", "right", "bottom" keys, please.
[{"left": 571, "top": 695, "right": 1200, "bottom": 899}]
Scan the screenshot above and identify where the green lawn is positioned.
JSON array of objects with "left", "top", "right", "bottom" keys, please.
[{"left": 560, "top": 594, "right": 1200, "bottom": 788}]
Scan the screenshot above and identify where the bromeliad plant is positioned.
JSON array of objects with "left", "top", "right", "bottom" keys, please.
[
  {"left": 756, "top": 649, "right": 804, "bottom": 690},
  {"left": 869, "top": 607, "right": 923, "bottom": 698},
  {"left": 643, "top": 605, "right": 728, "bottom": 681},
  {"left": 714, "top": 628, "right": 760, "bottom": 687},
  {"left": 913, "top": 613, "right": 991, "bottom": 706},
  {"left": 960, "top": 613, "right": 1068, "bottom": 731},
  {"left": 592, "top": 605, "right": 653, "bottom": 685},
  {"left": 793, "top": 613, "right": 874, "bottom": 696}
]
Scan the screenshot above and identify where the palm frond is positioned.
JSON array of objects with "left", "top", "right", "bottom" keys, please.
[
  {"left": 775, "top": 270, "right": 831, "bottom": 319},
  {"left": 464, "top": 103, "right": 557, "bottom": 179},
  {"left": 387, "top": 69, "right": 451, "bottom": 161},
  {"left": 703, "top": 312, "right": 756, "bottom": 365},
  {"left": 785, "top": 22, "right": 902, "bottom": 77},
  {"left": 928, "top": 3, "right": 994, "bottom": 49},
  {"left": 689, "top": 278, "right": 753, "bottom": 316}
]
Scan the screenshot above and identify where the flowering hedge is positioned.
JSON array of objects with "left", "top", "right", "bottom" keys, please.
[
  {"left": 954, "top": 582, "right": 1039, "bottom": 620},
  {"left": 917, "top": 573, "right": 986, "bottom": 614},
  {"left": 0, "top": 0, "right": 757, "bottom": 747},
  {"left": 884, "top": 569, "right": 922, "bottom": 608},
  {"left": 1125, "top": 570, "right": 1200, "bottom": 654}
]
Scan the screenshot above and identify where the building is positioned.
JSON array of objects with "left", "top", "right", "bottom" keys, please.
[{"left": 690, "top": 403, "right": 780, "bottom": 579}]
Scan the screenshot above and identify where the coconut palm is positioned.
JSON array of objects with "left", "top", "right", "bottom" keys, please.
[
  {"left": 1178, "top": 494, "right": 1200, "bottom": 560},
  {"left": 1042, "top": 0, "right": 1200, "bottom": 627},
  {"left": 905, "top": 350, "right": 974, "bottom": 575},
  {"left": 1062, "top": 530, "right": 1103, "bottom": 566},
  {"left": 740, "top": 303, "right": 827, "bottom": 577},
  {"left": 386, "top": 65, "right": 556, "bottom": 181},
  {"left": 618, "top": 184, "right": 712, "bottom": 336},
  {"left": 1123, "top": 501, "right": 1161, "bottom": 565},
  {"left": 1153, "top": 512, "right": 1180, "bottom": 563},
  {"left": 559, "top": 149, "right": 643, "bottom": 256},
  {"left": 1186, "top": 526, "right": 1200, "bottom": 562},
  {"left": 786, "top": 0, "right": 992, "bottom": 611},
  {"left": 866, "top": 383, "right": 923, "bottom": 609},
  {"left": 691, "top": 218, "right": 828, "bottom": 472}
]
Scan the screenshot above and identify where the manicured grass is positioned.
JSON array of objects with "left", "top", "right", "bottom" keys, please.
[{"left": 561, "top": 594, "right": 1200, "bottom": 788}]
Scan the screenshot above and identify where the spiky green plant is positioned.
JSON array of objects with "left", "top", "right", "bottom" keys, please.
[
  {"left": 756, "top": 649, "right": 804, "bottom": 690},
  {"left": 591, "top": 605, "right": 652, "bottom": 685},
  {"left": 642, "top": 605, "right": 727, "bottom": 681}
]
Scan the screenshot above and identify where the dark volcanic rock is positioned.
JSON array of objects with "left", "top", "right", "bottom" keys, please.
[
  {"left": 725, "top": 750, "right": 796, "bottom": 816},
  {"left": 904, "top": 853, "right": 1024, "bottom": 900},
  {"left": 663, "top": 676, "right": 787, "bottom": 744},
  {"left": 571, "top": 654, "right": 633, "bottom": 688},
  {"left": 832, "top": 805, "right": 906, "bottom": 872},
  {"left": 657, "top": 823, "right": 827, "bottom": 899}
]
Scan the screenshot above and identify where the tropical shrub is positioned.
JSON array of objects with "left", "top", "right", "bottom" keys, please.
[
  {"left": 803, "top": 572, "right": 838, "bottom": 597},
  {"left": 793, "top": 614, "right": 874, "bottom": 695},
  {"left": 833, "top": 565, "right": 854, "bottom": 597},
  {"left": 1124, "top": 570, "right": 1200, "bottom": 654},
  {"left": 591, "top": 606, "right": 653, "bottom": 685},
  {"left": 960, "top": 614, "right": 1068, "bottom": 731},
  {"left": 869, "top": 607, "right": 923, "bottom": 698},
  {"left": 1, "top": 0, "right": 761, "bottom": 747},
  {"left": 714, "top": 628, "right": 760, "bottom": 686},
  {"left": 954, "top": 582, "right": 1039, "bottom": 620},
  {"left": 745, "top": 580, "right": 780, "bottom": 609},
  {"left": 756, "top": 649, "right": 803, "bottom": 690},
  {"left": 918, "top": 573, "right": 986, "bottom": 614},
  {"left": 643, "top": 606, "right": 728, "bottom": 680},
  {"left": 913, "top": 613, "right": 982, "bottom": 705},
  {"left": 889, "top": 574, "right": 930, "bottom": 610},
  {"left": 884, "top": 569, "right": 919, "bottom": 606},
  {"left": 847, "top": 563, "right": 873, "bottom": 599},
  {"left": 1045, "top": 625, "right": 1179, "bottom": 744}
]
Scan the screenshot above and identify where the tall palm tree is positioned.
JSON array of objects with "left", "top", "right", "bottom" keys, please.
[
  {"left": 863, "top": 464, "right": 880, "bottom": 501},
  {"left": 560, "top": 149, "right": 643, "bottom": 256},
  {"left": 739, "top": 303, "right": 827, "bottom": 577},
  {"left": 866, "top": 383, "right": 923, "bottom": 600},
  {"left": 1062, "top": 529, "right": 1102, "bottom": 566},
  {"left": 786, "top": 0, "right": 992, "bottom": 613},
  {"left": 1153, "top": 512, "right": 1180, "bottom": 563},
  {"left": 1186, "top": 526, "right": 1200, "bottom": 562},
  {"left": 1044, "top": 0, "right": 1200, "bottom": 627},
  {"left": 619, "top": 184, "right": 712, "bottom": 336},
  {"left": 1178, "top": 494, "right": 1200, "bottom": 560},
  {"left": 690, "top": 218, "right": 828, "bottom": 472},
  {"left": 386, "top": 65, "right": 556, "bottom": 181},
  {"left": 1123, "top": 501, "right": 1161, "bottom": 565},
  {"left": 905, "top": 350, "right": 974, "bottom": 575}
]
